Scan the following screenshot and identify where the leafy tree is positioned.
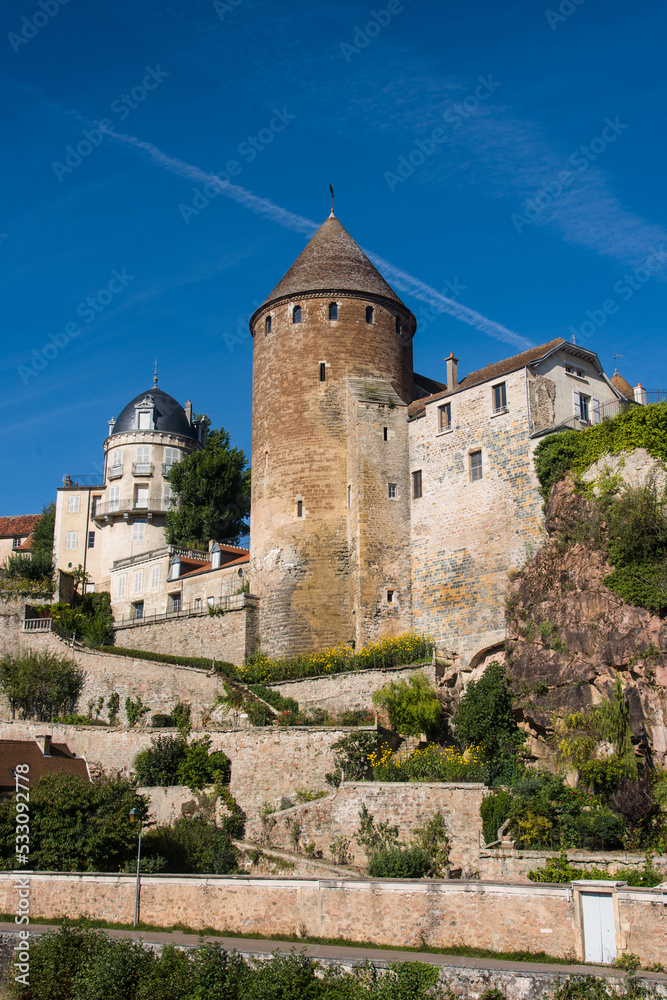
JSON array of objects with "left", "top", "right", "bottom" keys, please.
[
  {"left": 133, "top": 735, "right": 231, "bottom": 790},
  {"left": 0, "top": 650, "right": 84, "bottom": 721},
  {"left": 372, "top": 673, "right": 442, "bottom": 736},
  {"left": 49, "top": 591, "right": 114, "bottom": 648},
  {"left": 166, "top": 425, "right": 250, "bottom": 547},
  {"left": 30, "top": 501, "right": 56, "bottom": 561},
  {"left": 0, "top": 773, "right": 145, "bottom": 872},
  {"left": 452, "top": 662, "right": 525, "bottom": 775}
]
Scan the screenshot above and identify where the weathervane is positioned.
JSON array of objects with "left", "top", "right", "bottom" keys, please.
[{"left": 329, "top": 184, "right": 335, "bottom": 216}]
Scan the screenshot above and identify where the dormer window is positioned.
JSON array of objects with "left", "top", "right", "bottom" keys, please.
[
  {"left": 211, "top": 542, "right": 221, "bottom": 570},
  {"left": 167, "top": 554, "right": 181, "bottom": 581},
  {"left": 328, "top": 302, "right": 338, "bottom": 321},
  {"left": 134, "top": 394, "right": 156, "bottom": 430},
  {"left": 293, "top": 306, "right": 302, "bottom": 324}
]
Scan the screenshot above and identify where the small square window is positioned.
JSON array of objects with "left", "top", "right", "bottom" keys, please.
[
  {"left": 293, "top": 305, "right": 301, "bottom": 324},
  {"left": 493, "top": 383, "right": 507, "bottom": 412},
  {"left": 297, "top": 500, "right": 303, "bottom": 518},
  {"left": 195, "top": 598, "right": 202, "bottom": 611},
  {"left": 12, "top": 537, "right": 21, "bottom": 550},
  {"left": 88, "top": 532, "right": 95, "bottom": 549},
  {"left": 387, "top": 589, "right": 395, "bottom": 603},
  {"left": 388, "top": 483, "right": 397, "bottom": 499},
  {"left": 438, "top": 403, "right": 451, "bottom": 432},
  {"left": 65, "top": 531, "right": 78, "bottom": 550},
  {"left": 470, "top": 451, "right": 483, "bottom": 482},
  {"left": 68, "top": 495, "right": 80, "bottom": 513},
  {"left": 412, "top": 470, "right": 422, "bottom": 499}
]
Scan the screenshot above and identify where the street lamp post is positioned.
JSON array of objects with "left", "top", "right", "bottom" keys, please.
[{"left": 129, "top": 806, "right": 143, "bottom": 927}]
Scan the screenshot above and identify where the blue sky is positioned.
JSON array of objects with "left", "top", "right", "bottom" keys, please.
[{"left": 1, "top": 0, "right": 666, "bottom": 514}]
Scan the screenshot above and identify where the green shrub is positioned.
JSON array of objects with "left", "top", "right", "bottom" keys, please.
[
  {"left": 0, "top": 650, "right": 84, "bottom": 721},
  {"left": 151, "top": 713, "right": 175, "bottom": 728},
  {"left": 367, "top": 845, "right": 432, "bottom": 878},
  {"left": 249, "top": 683, "right": 299, "bottom": 713},
  {"left": 0, "top": 773, "right": 145, "bottom": 872},
  {"left": 99, "top": 644, "right": 237, "bottom": 677},
  {"left": 372, "top": 673, "right": 441, "bottom": 736},
  {"left": 329, "top": 731, "right": 382, "bottom": 780},
  {"left": 1, "top": 550, "right": 54, "bottom": 581},
  {"left": 528, "top": 849, "right": 664, "bottom": 887},
  {"left": 125, "top": 696, "right": 149, "bottom": 727},
  {"left": 142, "top": 817, "right": 238, "bottom": 874},
  {"left": 481, "top": 789, "right": 512, "bottom": 844},
  {"left": 370, "top": 742, "right": 489, "bottom": 783},
  {"left": 452, "top": 662, "right": 525, "bottom": 779}
]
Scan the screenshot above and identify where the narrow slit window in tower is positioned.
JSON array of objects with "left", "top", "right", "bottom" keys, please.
[
  {"left": 320, "top": 363, "right": 326, "bottom": 382},
  {"left": 366, "top": 306, "right": 374, "bottom": 324},
  {"left": 328, "top": 302, "right": 338, "bottom": 320},
  {"left": 395, "top": 315, "right": 402, "bottom": 335},
  {"left": 265, "top": 315, "right": 271, "bottom": 334},
  {"left": 297, "top": 500, "right": 303, "bottom": 518},
  {"left": 293, "top": 306, "right": 302, "bottom": 324},
  {"left": 383, "top": 427, "right": 388, "bottom": 441},
  {"left": 347, "top": 485, "right": 351, "bottom": 509}
]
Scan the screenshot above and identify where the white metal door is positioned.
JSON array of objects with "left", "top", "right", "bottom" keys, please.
[{"left": 582, "top": 892, "right": 616, "bottom": 964}]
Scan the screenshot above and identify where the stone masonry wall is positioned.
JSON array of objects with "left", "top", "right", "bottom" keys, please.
[
  {"left": 112, "top": 596, "right": 259, "bottom": 665},
  {"left": 3, "top": 872, "right": 667, "bottom": 966},
  {"left": 479, "top": 846, "right": 667, "bottom": 882},
  {"left": 0, "top": 623, "right": 223, "bottom": 726},
  {"left": 269, "top": 661, "right": 435, "bottom": 714},
  {"left": 0, "top": 721, "right": 349, "bottom": 818},
  {"left": 410, "top": 368, "right": 546, "bottom": 667},
  {"left": 245, "top": 781, "right": 486, "bottom": 870}
]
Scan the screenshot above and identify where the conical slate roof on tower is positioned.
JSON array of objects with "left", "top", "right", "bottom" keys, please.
[{"left": 257, "top": 215, "right": 406, "bottom": 311}]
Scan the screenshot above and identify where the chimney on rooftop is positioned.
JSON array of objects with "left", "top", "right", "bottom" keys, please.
[
  {"left": 36, "top": 734, "right": 51, "bottom": 757},
  {"left": 446, "top": 353, "right": 459, "bottom": 392},
  {"left": 185, "top": 400, "right": 193, "bottom": 425},
  {"left": 634, "top": 383, "right": 647, "bottom": 405}
]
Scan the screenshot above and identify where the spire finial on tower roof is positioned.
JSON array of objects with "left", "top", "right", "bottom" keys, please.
[
  {"left": 329, "top": 184, "right": 335, "bottom": 217},
  {"left": 153, "top": 358, "right": 158, "bottom": 386}
]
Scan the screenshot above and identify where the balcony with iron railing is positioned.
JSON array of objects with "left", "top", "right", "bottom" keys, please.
[
  {"left": 132, "top": 462, "right": 154, "bottom": 476},
  {"left": 92, "top": 498, "right": 172, "bottom": 518},
  {"left": 108, "top": 465, "right": 123, "bottom": 479}
]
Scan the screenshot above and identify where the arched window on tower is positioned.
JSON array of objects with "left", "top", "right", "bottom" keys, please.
[
  {"left": 366, "top": 306, "right": 374, "bottom": 324},
  {"left": 265, "top": 315, "right": 271, "bottom": 334},
  {"left": 328, "top": 302, "right": 338, "bottom": 321},
  {"left": 293, "top": 306, "right": 302, "bottom": 324}
]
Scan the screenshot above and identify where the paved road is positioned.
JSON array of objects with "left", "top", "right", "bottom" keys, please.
[{"left": 1, "top": 921, "right": 666, "bottom": 985}]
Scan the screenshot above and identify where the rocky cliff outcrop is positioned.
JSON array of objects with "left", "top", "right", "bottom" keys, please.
[{"left": 505, "top": 473, "right": 667, "bottom": 764}]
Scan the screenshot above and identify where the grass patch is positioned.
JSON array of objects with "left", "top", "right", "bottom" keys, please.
[{"left": 0, "top": 913, "right": 572, "bottom": 964}]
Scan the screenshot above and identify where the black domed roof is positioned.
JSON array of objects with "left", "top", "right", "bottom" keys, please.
[{"left": 110, "top": 388, "right": 197, "bottom": 440}]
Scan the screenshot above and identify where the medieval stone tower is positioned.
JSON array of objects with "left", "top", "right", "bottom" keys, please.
[{"left": 249, "top": 212, "right": 416, "bottom": 656}]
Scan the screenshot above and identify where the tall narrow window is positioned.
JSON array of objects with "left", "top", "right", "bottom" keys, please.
[
  {"left": 347, "top": 485, "right": 351, "bottom": 509},
  {"left": 68, "top": 495, "right": 80, "bottom": 513},
  {"left": 297, "top": 500, "right": 303, "bottom": 518},
  {"left": 395, "top": 315, "right": 402, "bottom": 335},
  {"left": 388, "top": 483, "right": 397, "bottom": 499},
  {"left": 438, "top": 403, "right": 452, "bottom": 432},
  {"left": 135, "top": 446, "right": 150, "bottom": 474},
  {"left": 138, "top": 411, "right": 151, "bottom": 429},
  {"left": 134, "top": 570, "right": 143, "bottom": 594},
  {"left": 117, "top": 575, "right": 126, "bottom": 597},
  {"left": 470, "top": 451, "right": 483, "bottom": 482},
  {"left": 366, "top": 306, "right": 374, "bottom": 324},
  {"left": 492, "top": 383, "right": 507, "bottom": 413},
  {"left": 88, "top": 532, "right": 95, "bottom": 549},
  {"left": 383, "top": 427, "right": 388, "bottom": 441},
  {"left": 132, "top": 519, "right": 145, "bottom": 542},
  {"left": 412, "top": 470, "right": 423, "bottom": 499},
  {"left": 133, "top": 601, "right": 144, "bottom": 620},
  {"left": 579, "top": 393, "right": 591, "bottom": 424},
  {"left": 65, "top": 531, "right": 78, "bottom": 549},
  {"left": 328, "top": 302, "right": 338, "bottom": 320},
  {"left": 164, "top": 447, "right": 179, "bottom": 474},
  {"left": 135, "top": 485, "right": 149, "bottom": 509},
  {"left": 293, "top": 305, "right": 301, "bottom": 324},
  {"left": 109, "top": 485, "right": 120, "bottom": 512},
  {"left": 163, "top": 484, "right": 173, "bottom": 508},
  {"left": 265, "top": 315, "right": 272, "bottom": 334},
  {"left": 319, "top": 363, "right": 326, "bottom": 382},
  {"left": 151, "top": 566, "right": 160, "bottom": 589}
]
